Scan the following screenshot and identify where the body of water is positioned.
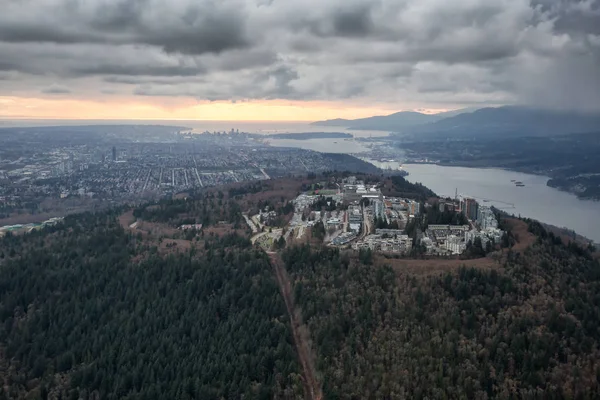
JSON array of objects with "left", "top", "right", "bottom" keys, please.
[
  {"left": 268, "top": 138, "right": 372, "bottom": 154},
  {"left": 1, "top": 119, "right": 390, "bottom": 154},
  {"left": 0, "top": 119, "right": 390, "bottom": 138},
  {"left": 403, "top": 163, "right": 600, "bottom": 243},
  {"left": 361, "top": 158, "right": 405, "bottom": 170}
]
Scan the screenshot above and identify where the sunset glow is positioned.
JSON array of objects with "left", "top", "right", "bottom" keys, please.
[{"left": 0, "top": 96, "right": 448, "bottom": 121}]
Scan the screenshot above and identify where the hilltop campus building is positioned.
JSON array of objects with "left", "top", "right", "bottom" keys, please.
[
  {"left": 421, "top": 195, "right": 504, "bottom": 256},
  {"left": 287, "top": 177, "right": 505, "bottom": 257}
]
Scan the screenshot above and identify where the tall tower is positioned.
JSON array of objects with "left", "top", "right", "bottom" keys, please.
[{"left": 112, "top": 146, "right": 117, "bottom": 161}]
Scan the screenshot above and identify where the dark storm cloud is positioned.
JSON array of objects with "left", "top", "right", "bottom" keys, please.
[
  {"left": 138, "top": 15, "right": 249, "bottom": 55},
  {"left": 262, "top": 64, "right": 299, "bottom": 98},
  {"left": 532, "top": 0, "right": 600, "bottom": 34},
  {"left": 0, "top": 60, "right": 25, "bottom": 72},
  {"left": 331, "top": 6, "right": 374, "bottom": 37},
  {"left": 104, "top": 77, "right": 167, "bottom": 85},
  {"left": 0, "top": 41, "right": 206, "bottom": 78},
  {"left": 304, "top": 4, "right": 376, "bottom": 38},
  {"left": 0, "top": 0, "right": 250, "bottom": 55},
  {"left": 41, "top": 84, "right": 71, "bottom": 94},
  {"left": 88, "top": 0, "right": 149, "bottom": 30},
  {"left": 73, "top": 64, "right": 205, "bottom": 77},
  {"left": 0, "top": 26, "right": 99, "bottom": 45},
  {"left": 0, "top": 0, "right": 599, "bottom": 110}
]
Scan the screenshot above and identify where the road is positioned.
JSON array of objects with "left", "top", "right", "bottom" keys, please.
[
  {"left": 268, "top": 252, "right": 323, "bottom": 400},
  {"left": 193, "top": 168, "right": 203, "bottom": 187},
  {"left": 259, "top": 167, "right": 271, "bottom": 180},
  {"left": 242, "top": 214, "right": 258, "bottom": 234}
]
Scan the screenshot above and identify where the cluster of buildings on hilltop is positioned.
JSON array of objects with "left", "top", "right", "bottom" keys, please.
[
  {"left": 352, "top": 229, "right": 413, "bottom": 254},
  {"left": 340, "top": 177, "right": 422, "bottom": 254},
  {"left": 289, "top": 178, "right": 505, "bottom": 258},
  {"left": 292, "top": 193, "right": 317, "bottom": 210},
  {"left": 462, "top": 199, "right": 504, "bottom": 249},
  {"left": 422, "top": 225, "right": 471, "bottom": 255},
  {"left": 379, "top": 197, "right": 420, "bottom": 226},
  {"left": 258, "top": 208, "right": 278, "bottom": 225},
  {"left": 343, "top": 177, "right": 419, "bottom": 225},
  {"left": 459, "top": 197, "right": 499, "bottom": 230},
  {"left": 421, "top": 197, "right": 505, "bottom": 255},
  {"left": 347, "top": 205, "right": 363, "bottom": 233},
  {"left": 478, "top": 206, "right": 498, "bottom": 230},
  {"left": 466, "top": 227, "right": 503, "bottom": 248},
  {"left": 331, "top": 231, "right": 357, "bottom": 246},
  {"left": 436, "top": 195, "right": 502, "bottom": 232},
  {"left": 288, "top": 193, "right": 348, "bottom": 242},
  {"left": 343, "top": 182, "right": 382, "bottom": 203}
]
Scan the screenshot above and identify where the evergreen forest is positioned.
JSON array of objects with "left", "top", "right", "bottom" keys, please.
[{"left": 0, "top": 176, "right": 599, "bottom": 399}]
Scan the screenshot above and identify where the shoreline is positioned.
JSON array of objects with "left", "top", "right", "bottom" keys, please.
[
  {"left": 403, "top": 163, "right": 600, "bottom": 244},
  {"left": 404, "top": 161, "right": 600, "bottom": 202}
]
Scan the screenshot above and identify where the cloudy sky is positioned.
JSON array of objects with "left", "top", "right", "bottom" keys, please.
[{"left": 0, "top": 0, "right": 599, "bottom": 120}]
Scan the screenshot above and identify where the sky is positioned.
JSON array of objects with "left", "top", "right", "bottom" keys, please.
[{"left": 0, "top": 0, "right": 599, "bottom": 121}]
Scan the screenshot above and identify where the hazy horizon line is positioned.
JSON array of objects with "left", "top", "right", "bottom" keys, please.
[{"left": 0, "top": 107, "right": 473, "bottom": 123}]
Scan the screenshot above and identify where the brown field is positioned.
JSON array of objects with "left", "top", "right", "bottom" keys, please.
[
  {"left": 159, "top": 238, "right": 194, "bottom": 254},
  {"left": 380, "top": 255, "right": 501, "bottom": 277},
  {"left": 234, "top": 179, "right": 306, "bottom": 206},
  {"left": 502, "top": 217, "right": 536, "bottom": 251},
  {"left": 0, "top": 196, "right": 127, "bottom": 227},
  {"left": 204, "top": 224, "right": 248, "bottom": 238},
  {"left": 134, "top": 220, "right": 179, "bottom": 237},
  {"left": 0, "top": 212, "right": 63, "bottom": 226},
  {"left": 173, "top": 192, "right": 190, "bottom": 200},
  {"left": 119, "top": 210, "right": 199, "bottom": 258},
  {"left": 380, "top": 217, "right": 538, "bottom": 277},
  {"left": 118, "top": 210, "right": 135, "bottom": 229},
  {"left": 119, "top": 209, "right": 178, "bottom": 237}
]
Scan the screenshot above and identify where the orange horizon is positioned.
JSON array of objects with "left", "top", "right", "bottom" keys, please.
[{"left": 0, "top": 95, "right": 460, "bottom": 122}]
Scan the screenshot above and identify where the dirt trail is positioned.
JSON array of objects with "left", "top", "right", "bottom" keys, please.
[{"left": 268, "top": 252, "right": 323, "bottom": 400}]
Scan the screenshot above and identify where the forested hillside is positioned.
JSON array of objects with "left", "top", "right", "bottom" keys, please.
[
  {"left": 1, "top": 175, "right": 599, "bottom": 399},
  {"left": 0, "top": 213, "right": 303, "bottom": 399},
  {"left": 283, "top": 221, "right": 600, "bottom": 398}
]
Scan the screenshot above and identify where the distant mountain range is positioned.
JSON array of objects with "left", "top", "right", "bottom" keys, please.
[
  {"left": 311, "top": 108, "right": 475, "bottom": 131},
  {"left": 312, "top": 106, "right": 600, "bottom": 137},
  {"left": 414, "top": 107, "right": 600, "bottom": 137}
]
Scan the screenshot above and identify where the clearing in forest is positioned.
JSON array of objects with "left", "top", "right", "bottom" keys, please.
[{"left": 268, "top": 252, "right": 323, "bottom": 400}]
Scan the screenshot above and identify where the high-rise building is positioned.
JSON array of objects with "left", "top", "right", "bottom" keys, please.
[
  {"left": 478, "top": 206, "right": 498, "bottom": 230},
  {"left": 470, "top": 201, "right": 479, "bottom": 222},
  {"left": 112, "top": 146, "right": 117, "bottom": 161},
  {"left": 374, "top": 199, "right": 385, "bottom": 219},
  {"left": 410, "top": 200, "right": 421, "bottom": 215},
  {"left": 461, "top": 198, "right": 479, "bottom": 221}
]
